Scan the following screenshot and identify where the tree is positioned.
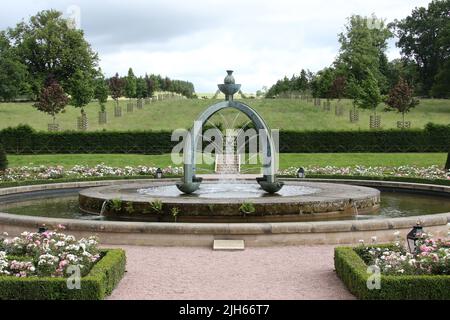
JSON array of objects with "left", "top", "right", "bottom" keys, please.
[
  {"left": 393, "top": 0, "right": 450, "bottom": 97},
  {"left": 145, "top": 74, "right": 155, "bottom": 97},
  {"left": 329, "top": 76, "right": 347, "bottom": 101},
  {"left": 33, "top": 79, "right": 69, "bottom": 123},
  {"left": 0, "top": 144, "right": 8, "bottom": 171},
  {"left": 7, "top": 10, "right": 98, "bottom": 97},
  {"left": 0, "top": 32, "right": 29, "bottom": 101},
  {"left": 68, "top": 70, "right": 94, "bottom": 115},
  {"left": 136, "top": 77, "right": 148, "bottom": 99},
  {"left": 336, "top": 14, "right": 392, "bottom": 99},
  {"left": 385, "top": 78, "right": 419, "bottom": 124},
  {"left": 124, "top": 68, "right": 137, "bottom": 100},
  {"left": 94, "top": 71, "right": 109, "bottom": 112},
  {"left": 109, "top": 73, "right": 124, "bottom": 107},
  {"left": 354, "top": 69, "right": 382, "bottom": 113}
]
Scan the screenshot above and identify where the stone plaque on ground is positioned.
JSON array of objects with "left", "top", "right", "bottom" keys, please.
[{"left": 213, "top": 240, "right": 245, "bottom": 251}]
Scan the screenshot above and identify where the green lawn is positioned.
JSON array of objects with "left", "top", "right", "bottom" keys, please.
[
  {"left": 0, "top": 98, "right": 448, "bottom": 132},
  {"left": 7, "top": 153, "right": 446, "bottom": 170}
]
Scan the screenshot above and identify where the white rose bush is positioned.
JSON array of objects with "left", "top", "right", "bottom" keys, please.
[{"left": 0, "top": 227, "right": 100, "bottom": 278}]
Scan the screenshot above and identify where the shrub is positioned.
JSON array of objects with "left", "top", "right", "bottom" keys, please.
[
  {"left": 0, "top": 124, "right": 449, "bottom": 154},
  {"left": 335, "top": 246, "right": 450, "bottom": 300},
  {"left": 0, "top": 144, "right": 7, "bottom": 171}
]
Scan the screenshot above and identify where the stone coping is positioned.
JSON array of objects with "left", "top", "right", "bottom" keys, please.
[{"left": 0, "top": 178, "right": 449, "bottom": 236}]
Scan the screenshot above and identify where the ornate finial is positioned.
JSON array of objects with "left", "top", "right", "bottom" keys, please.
[{"left": 218, "top": 70, "right": 241, "bottom": 101}]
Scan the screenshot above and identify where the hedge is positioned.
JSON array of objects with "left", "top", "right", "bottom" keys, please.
[
  {"left": 0, "top": 124, "right": 448, "bottom": 154},
  {"left": 0, "top": 249, "right": 126, "bottom": 300},
  {"left": 334, "top": 246, "right": 450, "bottom": 300}
]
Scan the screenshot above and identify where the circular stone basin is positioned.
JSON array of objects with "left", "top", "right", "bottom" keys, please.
[{"left": 79, "top": 181, "right": 380, "bottom": 222}]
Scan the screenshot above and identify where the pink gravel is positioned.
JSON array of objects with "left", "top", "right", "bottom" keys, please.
[{"left": 107, "top": 245, "right": 355, "bottom": 300}]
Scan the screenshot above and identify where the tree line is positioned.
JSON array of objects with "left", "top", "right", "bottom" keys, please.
[
  {"left": 0, "top": 9, "right": 196, "bottom": 121},
  {"left": 267, "top": 0, "right": 450, "bottom": 108}
]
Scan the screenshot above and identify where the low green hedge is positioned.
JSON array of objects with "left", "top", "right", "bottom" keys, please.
[
  {"left": 1, "top": 123, "right": 448, "bottom": 154},
  {"left": 0, "top": 249, "right": 126, "bottom": 300},
  {"left": 281, "top": 175, "right": 450, "bottom": 186},
  {"left": 334, "top": 246, "right": 450, "bottom": 300}
]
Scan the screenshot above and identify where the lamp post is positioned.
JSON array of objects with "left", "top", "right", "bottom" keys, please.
[
  {"left": 155, "top": 168, "right": 163, "bottom": 179},
  {"left": 38, "top": 225, "right": 48, "bottom": 234},
  {"left": 407, "top": 222, "right": 424, "bottom": 253},
  {"left": 297, "top": 167, "right": 305, "bottom": 179}
]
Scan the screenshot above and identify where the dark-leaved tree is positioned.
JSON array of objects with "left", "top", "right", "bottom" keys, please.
[
  {"left": 33, "top": 79, "right": 69, "bottom": 124},
  {"left": 385, "top": 78, "right": 419, "bottom": 125}
]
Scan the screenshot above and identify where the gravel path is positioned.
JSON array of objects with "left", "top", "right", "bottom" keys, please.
[{"left": 107, "top": 245, "right": 355, "bottom": 300}]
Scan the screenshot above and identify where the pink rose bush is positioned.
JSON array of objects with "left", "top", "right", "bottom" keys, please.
[
  {"left": 357, "top": 232, "right": 450, "bottom": 275},
  {"left": 0, "top": 228, "right": 100, "bottom": 278}
]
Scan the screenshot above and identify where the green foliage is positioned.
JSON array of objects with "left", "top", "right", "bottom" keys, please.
[
  {"left": 385, "top": 78, "right": 419, "bottom": 117},
  {"left": 353, "top": 69, "right": 382, "bottom": 111},
  {"left": 68, "top": 70, "right": 95, "bottom": 112},
  {"left": 239, "top": 202, "right": 256, "bottom": 216},
  {"left": 108, "top": 198, "right": 122, "bottom": 212},
  {"left": 124, "top": 202, "right": 134, "bottom": 214},
  {"left": 124, "top": 68, "right": 137, "bottom": 99},
  {"left": 0, "top": 249, "right": 125, "bottom": 300},
  {"left": 0, "top": 32, "right": 29, "bottom": 101},
  {"left": 136, "top": 77, "right": 148, "bottom": 99},
  {"left": 0, "top": 143, "right": 7, "bottom": 171},
  {"left": 334, "top": 246, "right": 450, "bottom": 300},
  {"left": 6, "top": 9, "right": 98, "bottom": 97},
  {"left": 171, "top": 207, "right": 180, "bottom": 222},
  {"left": 446, "top": 152, "right": 450, "bottom": 170},
  {"left": 33, "top": 80, "right": 69, "bottom": 121},
  {"left": 0, "top": 124, "right": 449, "bottom": 154},
  {"left": 149, "top": 200, "right": 163, "bottom": 214},
  {"left": 94, "top": 71, "right": 109, "bottom": 112},
  {"left": 394, "top": 0, "right": 450, "bottom": 97}
]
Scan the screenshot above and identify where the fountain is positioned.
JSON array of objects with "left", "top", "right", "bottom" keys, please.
[{"left": 78, "top": 71, "right": 381, "bottom": 222}]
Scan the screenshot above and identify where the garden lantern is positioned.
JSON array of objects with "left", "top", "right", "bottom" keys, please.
[
  {"left": 407, "top": 222, "right": 423, "bottom": 253},
  {"left": 155, "top": 168, "right": 163, "bottom": 179},
  {"left": 297, "top": 167, "right": 305, "bottom": 179},
  {"left": 38, "top": 226, "right": 48, "bottom": 234}
]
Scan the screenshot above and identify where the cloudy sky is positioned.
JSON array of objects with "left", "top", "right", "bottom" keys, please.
[{"left": 0, "top": 0, "right": 432, "bottom": 92}]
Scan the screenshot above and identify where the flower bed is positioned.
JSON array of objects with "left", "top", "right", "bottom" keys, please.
[
  {"left": 335, "top": 232, "right": 450, "bottom": 300},
  {"left": 0, "top": 164, "right": 448, "bottom": 184},
  {"left": 0, "top": 228, "right": 126, "bottom": 300},
  {"left": 280, "top": 165, "right": 450, "bottom": 180}
]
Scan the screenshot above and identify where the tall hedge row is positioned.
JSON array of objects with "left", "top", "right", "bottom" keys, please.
[{"left": 0, "top": 124, "right": 448, "bottom": 155}]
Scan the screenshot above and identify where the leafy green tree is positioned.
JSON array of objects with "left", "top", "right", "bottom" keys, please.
[
  {"left": 385, "top": 78, "right": 419, "bottom": 124},
  {"left": 7, "top": 10, "right": 98, "bottom": 96},
  {"left": 336, "top": 14, "right": 392, "bottom": 98},
  {"left": 94, "top": 71, "right": 109, "bottom": 112},
  {"left": 145, "top": 74, "right": 155, "bottom": 97},
  {"left": 136, "top": 77, "right": 148, "bottom": 99},
  {"left": 0, "top": 144, "right": 7, "bottom": 172},
  {"left": 354, "top": 69, "right": 382, "bottom": 114},
  {"left": 393, "top": 0, "right": 450, "bottom": 97},
  {"left": 33, "top": 79, "right": 68, "bottom": 124},
  {"left": 109, "top": 73, "right": 124, "bottom": 107},
  {"left": 0, "top": 32, "right": 29, "bottom": 101},
  {"left": 124, "top": 68, "right": 137, "bottom": 100},
  {"left": 68, "top": 70, "right": 94, "bottom": 116}
]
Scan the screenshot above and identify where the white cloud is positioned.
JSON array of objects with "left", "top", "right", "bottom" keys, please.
[{"left": 0, "top": 0, "right": 433, "bottom": 92}]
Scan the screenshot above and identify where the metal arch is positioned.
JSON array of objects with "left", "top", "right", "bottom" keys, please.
[{"left": 177, "top": 100, "right": 283, "bottom": 194}]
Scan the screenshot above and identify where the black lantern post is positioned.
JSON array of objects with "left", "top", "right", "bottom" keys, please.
[
  {"left": 38, "top": 225, "right": 48, "bottom": 234},
  {"left": 155, "top": 168, "right": 163, "bottom": 179},
  {"left": 297, "top": 167, "right": 305, "bottom": 179},
  {"left": 407, "top": 222, "right": 424, "bottom": 253}
]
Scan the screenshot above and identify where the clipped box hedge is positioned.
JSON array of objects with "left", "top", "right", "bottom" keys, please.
[
  {"left": 0, "top": 249, "right": 126, "bottom": 300},
  {"left": 334, "top": 247, "right": 450, "bottom": 300},
  {"left": 0, "top": 123, "right": 448, "bottom": 154}
]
